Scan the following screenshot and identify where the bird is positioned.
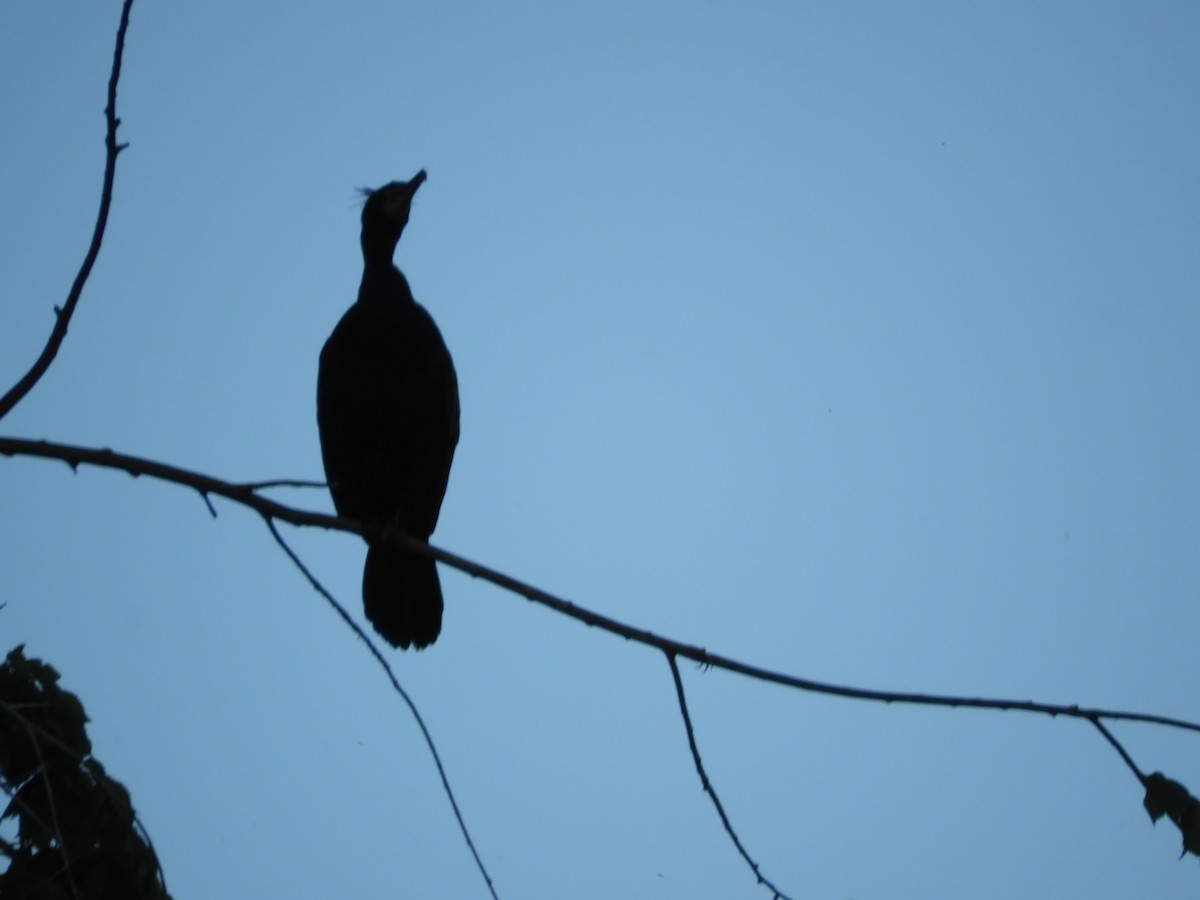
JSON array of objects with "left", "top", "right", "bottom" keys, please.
[{"left": 317, "top": 170, "right": 459, "bottom": 649}]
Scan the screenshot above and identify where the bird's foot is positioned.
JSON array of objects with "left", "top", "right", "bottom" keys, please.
[
  {"left": 367, "top": 513, "right": 412, "bottom": 551},
  {"left": 362, "top": 517, "right": 402, "bottom": 547}
]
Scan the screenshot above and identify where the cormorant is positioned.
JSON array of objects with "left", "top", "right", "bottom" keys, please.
[{"left": 317, "top": 170, "right": 459, "bottom": 649}]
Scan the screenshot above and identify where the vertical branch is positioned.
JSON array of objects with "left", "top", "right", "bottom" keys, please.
[{"left": 0, "top": 0, "right": 135, "bottom": 421}]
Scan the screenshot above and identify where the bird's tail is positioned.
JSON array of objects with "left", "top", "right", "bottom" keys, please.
[{"left": 362, "top": 541, "right": 444, "bottom": 650}]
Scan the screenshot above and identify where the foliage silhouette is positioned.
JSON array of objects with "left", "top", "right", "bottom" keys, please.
[{"left": 0, "top": 645, "right": 170, "bottom": 900}]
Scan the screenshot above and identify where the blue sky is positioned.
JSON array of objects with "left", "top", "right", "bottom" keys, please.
[{"left": 2, "top": 2, "right": 1199, "bottom": 897}]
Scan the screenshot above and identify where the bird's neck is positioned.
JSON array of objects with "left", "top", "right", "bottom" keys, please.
[{"left": 358, "top": 259, "right": 414, "bottom": 305}]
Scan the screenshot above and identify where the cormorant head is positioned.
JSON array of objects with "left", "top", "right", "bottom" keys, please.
[{"left": 360, "top": 169, "right": 427, "bottom": 261}]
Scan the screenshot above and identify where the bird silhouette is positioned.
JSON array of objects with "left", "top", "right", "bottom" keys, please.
[{"left": 317, "top": 170, "right": 459, "bottom": 649}]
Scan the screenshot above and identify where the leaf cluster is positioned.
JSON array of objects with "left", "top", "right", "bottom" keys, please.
[
  {"left": 0, "top": 645, "right": 170, "bottom": 900},
  {"left": 1145, "top": 772, "right": 1200, "bottom": 860}
]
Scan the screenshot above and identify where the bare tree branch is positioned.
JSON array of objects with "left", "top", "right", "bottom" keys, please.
[
  {"left": 7, "top": 433, "right": 1200, "bottom": 895},
  {"left": 1090, "top": 717, "right": 1146, "bottom": 784},
  {"left": 265, "top": 519, "right": 499, "bottom": 900},
  {"left": 667, "top": 652, "right": 790, "bottom": 900},
  {"left": 0, "top": 0, "right": 135, "bottom": 422},
  {"left": 3, "top": 434, "right": 1198, "bottom": 741},
  {"left": 0, "top": 436, "right": 353, "bottom": 531}
]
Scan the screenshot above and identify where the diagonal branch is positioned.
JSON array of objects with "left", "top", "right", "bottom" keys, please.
[
  {"left": 422, "top": 542, "right": 1200, "bottom": 734},
  {"left": 1089, "top": 717, "right": 1146, "bottom": 784},
  {"left": 0, "top": 0, "right": 135, "bottom": 422},
  {"left": 265, "top": 519, "right": 499, "bottom": 900},
  {"left": 667, "top": 652, "right": 790, "bottom": 900},
  {"left": 3, "top": 433, "right": 1198, "bottom": 739}
]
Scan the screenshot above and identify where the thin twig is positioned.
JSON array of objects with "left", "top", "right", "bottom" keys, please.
[
  {"left": 264, "top": 518, "right": 499, "bottom": 900},
  {"left": 0, "top": 0, "right": 135, "bottom": 421},
  {"left": 236, "top": 478, "right": 328, "bottom": 491},
  {"left": 667, "top": 652, "right": 790, "bottom": 900},
  {"left": 0, "top": 437, "right": 346, "bottom": 531},
  {"left": 3, "top": 434, "right": 1199, "bottom": 739},
  {"left": 1089, "top": 717, "right": 1146, "bottom": 784}
]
